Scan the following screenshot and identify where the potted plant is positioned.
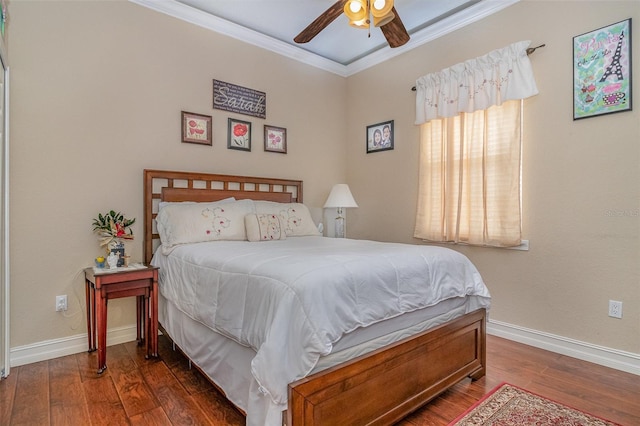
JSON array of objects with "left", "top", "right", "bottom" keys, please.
[{"left": 92, "top": 210, "right": 135, "bottom": 266}]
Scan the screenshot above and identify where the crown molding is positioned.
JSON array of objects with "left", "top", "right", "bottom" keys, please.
[
  {"left": 129, "top": 0, "right": 519, "bottom": 77},
  {"left": 129, "top": 0, "right": 349, "bottom": 76}
]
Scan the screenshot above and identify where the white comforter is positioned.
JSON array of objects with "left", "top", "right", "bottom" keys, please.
[{"left": 152, "top": 237, "right": 490, "bottom": 406}]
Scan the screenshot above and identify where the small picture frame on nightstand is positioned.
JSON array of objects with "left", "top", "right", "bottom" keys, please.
[{"left": 110, "top": 246, "right": 125, "bottom": 267}]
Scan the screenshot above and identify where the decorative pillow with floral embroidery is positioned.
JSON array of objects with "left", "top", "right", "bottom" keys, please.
[
  {"left": 254, "top": 201, "right": 321, "bottom": 237},
  {"left": 156, "top": 199, "right": 255, "bottom": 254},
  {"left": 245, "top": 214, "right": 286, "bottom": 242}
]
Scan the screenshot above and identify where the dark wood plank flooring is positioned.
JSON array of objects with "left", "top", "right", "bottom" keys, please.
[{"left": 1, "top": 335, "right": 638, "bottom": 425}]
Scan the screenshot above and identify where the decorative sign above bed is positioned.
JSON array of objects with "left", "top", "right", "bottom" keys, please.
[{"left": 213, "top": 79, "right": 266, "bottom": 119}]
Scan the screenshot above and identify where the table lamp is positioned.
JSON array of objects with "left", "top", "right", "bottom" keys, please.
[{"left": 323, "top": 184, "right": 358, "bottom": 238}]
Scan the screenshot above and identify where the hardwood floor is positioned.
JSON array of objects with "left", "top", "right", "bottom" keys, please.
[{"left": 1, "top": 334, "right": 638, "bottom": 425}]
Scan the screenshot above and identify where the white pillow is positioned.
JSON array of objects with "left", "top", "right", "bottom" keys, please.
[
  {"left": 157, "top": 199, "right": 255, "bottom": 253},
  {"left": 254, "top": 201, "right": 321, "bottom": 237},
  {"left": 158, "top": 197, "right": 235, "bottom": 210},
  {"left": 245, "top": 214, "right": 287, "bottom": 242}
]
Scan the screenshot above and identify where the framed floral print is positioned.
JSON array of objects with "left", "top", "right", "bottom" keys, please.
[
  {"left": 264, "top": 125, "right": 287, "bottom": 154},
  {"left": 227, "top": 118, "right": 251, "bottom": 151},
  {"left": 181, "top": 111, "right": 212, "bottom": 145}
]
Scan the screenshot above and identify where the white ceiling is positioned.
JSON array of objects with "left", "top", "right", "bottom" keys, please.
[{"left": 131, "top": 0, "right": 519, "bottom": 77}]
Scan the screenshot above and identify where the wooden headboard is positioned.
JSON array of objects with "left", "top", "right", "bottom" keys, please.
[{"left": 143, "top": 169, "right": 303, "bottom": 264}]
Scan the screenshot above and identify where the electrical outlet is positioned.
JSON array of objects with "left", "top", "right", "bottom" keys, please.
[
  {"left": 608, "top": 300, "right": 622, "bottom": 319},
  {"left": 56, "top": 295, "right": 68, "bottom": 312}
]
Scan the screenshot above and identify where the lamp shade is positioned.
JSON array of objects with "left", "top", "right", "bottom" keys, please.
[
  {"left": 373, "top": 12, "right": 394, "bottom": 27},
  {"left": 371, "top": 0, "right": 394, "bottom": 17},
  {"left": 344, "top": 0, "right": 367, "bottom": 21},
  {"left": 349, "top": 18, "right": 370, "bottom": 29},
  {"left": 323, "top": 184, "right": 359, "bottom": 209}
]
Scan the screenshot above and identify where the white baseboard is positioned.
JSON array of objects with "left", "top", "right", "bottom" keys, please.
[
  {"left": 488, "top": 319, "right": 640, "bottom": 376},
  {"left": 9, "top": 321, "right": 640, "bottom": 377},
  {"left": 10, "top": 325, "right": 137, "bottom": 367}
]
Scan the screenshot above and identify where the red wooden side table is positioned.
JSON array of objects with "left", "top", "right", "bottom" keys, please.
[{"left": 84, "top": 265, "right": 159, "bottom": 373}]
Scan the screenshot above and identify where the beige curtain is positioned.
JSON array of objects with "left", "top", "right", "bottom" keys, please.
[
  {"left": 414, "top": 100, "right": 522, "bottom": 247},
  {"left": 413, "top": 41, "right": 538, "bottom": 247},
  {"left": 415, "top": 40, "right": 538, "bottom": 123}
]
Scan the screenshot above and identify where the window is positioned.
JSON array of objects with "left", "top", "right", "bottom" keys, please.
[
  {"left": 413, "top": 41, "right": 539, "bottom": 248},
  {"left": 414, "top": 100, "right": 522, "bottom": 247}
]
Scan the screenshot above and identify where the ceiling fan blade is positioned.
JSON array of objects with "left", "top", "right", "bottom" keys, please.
[
  {"left": 294, "top": 0, "right": 347, "bottom": 44},
  {"left": 380, "top": 7, "right": 410, "bottom": 48}
]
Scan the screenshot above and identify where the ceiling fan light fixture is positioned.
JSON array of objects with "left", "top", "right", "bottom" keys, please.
[
  {"left": 349, "top": 18, "right": 370, "bottom": 29},
  {"left": 373, "top": 11, "right": 395, "bottom": 27},
  {"left": 349, "top": 0, "right": 363, "bottom": 13},
  {"left": 371, "top": 0, "right": 394, "bottom": 17},
  {"left": 294, "top": 0, "right": 409, "bottom": 48},
  {"left": 344, "top": 0, "right": 367, "bottom": 21}
]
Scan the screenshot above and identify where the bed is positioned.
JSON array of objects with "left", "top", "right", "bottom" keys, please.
[{"left": 143, "top": 169, "right": 490, "bottom": 426}]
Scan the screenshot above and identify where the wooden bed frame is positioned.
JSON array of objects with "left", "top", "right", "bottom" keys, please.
[{"left": 143, "top": 169, "right": 486, "bottom": 426}]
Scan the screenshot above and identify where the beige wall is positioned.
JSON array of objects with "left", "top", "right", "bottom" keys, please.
[
  {"left": 8, "top": 0, "right": 347, "bottom": 347},
  {"left": 7, "top": 0, "right": 639, "bottom": 358},
  {"left": 346, "top": 1, "right": 639, "bottom": 353}
]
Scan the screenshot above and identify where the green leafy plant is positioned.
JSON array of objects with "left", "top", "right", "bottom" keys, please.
[{"left": 92, "top": 210, "right": 135, "bottom": 248}]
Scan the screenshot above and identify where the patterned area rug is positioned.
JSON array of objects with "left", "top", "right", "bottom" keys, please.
[{"left": 449, "top": 383, "right": 621, "bottom": 425}]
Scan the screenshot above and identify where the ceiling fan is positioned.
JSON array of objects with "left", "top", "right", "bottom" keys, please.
[{"left": 294, "top": 0, "right": 410, "bottom": 48}]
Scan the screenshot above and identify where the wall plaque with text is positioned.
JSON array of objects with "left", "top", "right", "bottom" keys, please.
[{"left": 213, "top": 79, "right": 266, "bottom": 119}]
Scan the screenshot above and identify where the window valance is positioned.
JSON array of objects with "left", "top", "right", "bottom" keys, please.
[{"left": 415, "top": 40, "right": 538, "bottom": 124}]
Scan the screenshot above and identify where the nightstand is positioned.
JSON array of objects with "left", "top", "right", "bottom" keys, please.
[{"left": 84, "top": 265, "right": 159, "bottom": 373}]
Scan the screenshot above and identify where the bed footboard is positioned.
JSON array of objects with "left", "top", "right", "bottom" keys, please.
[{"left": 287, "top": 308, "right": 486, "bottom": 426}]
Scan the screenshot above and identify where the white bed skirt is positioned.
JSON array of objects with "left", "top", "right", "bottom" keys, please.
[{"left": 158, "top": 292, "right": 488, "bottom": 426}]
